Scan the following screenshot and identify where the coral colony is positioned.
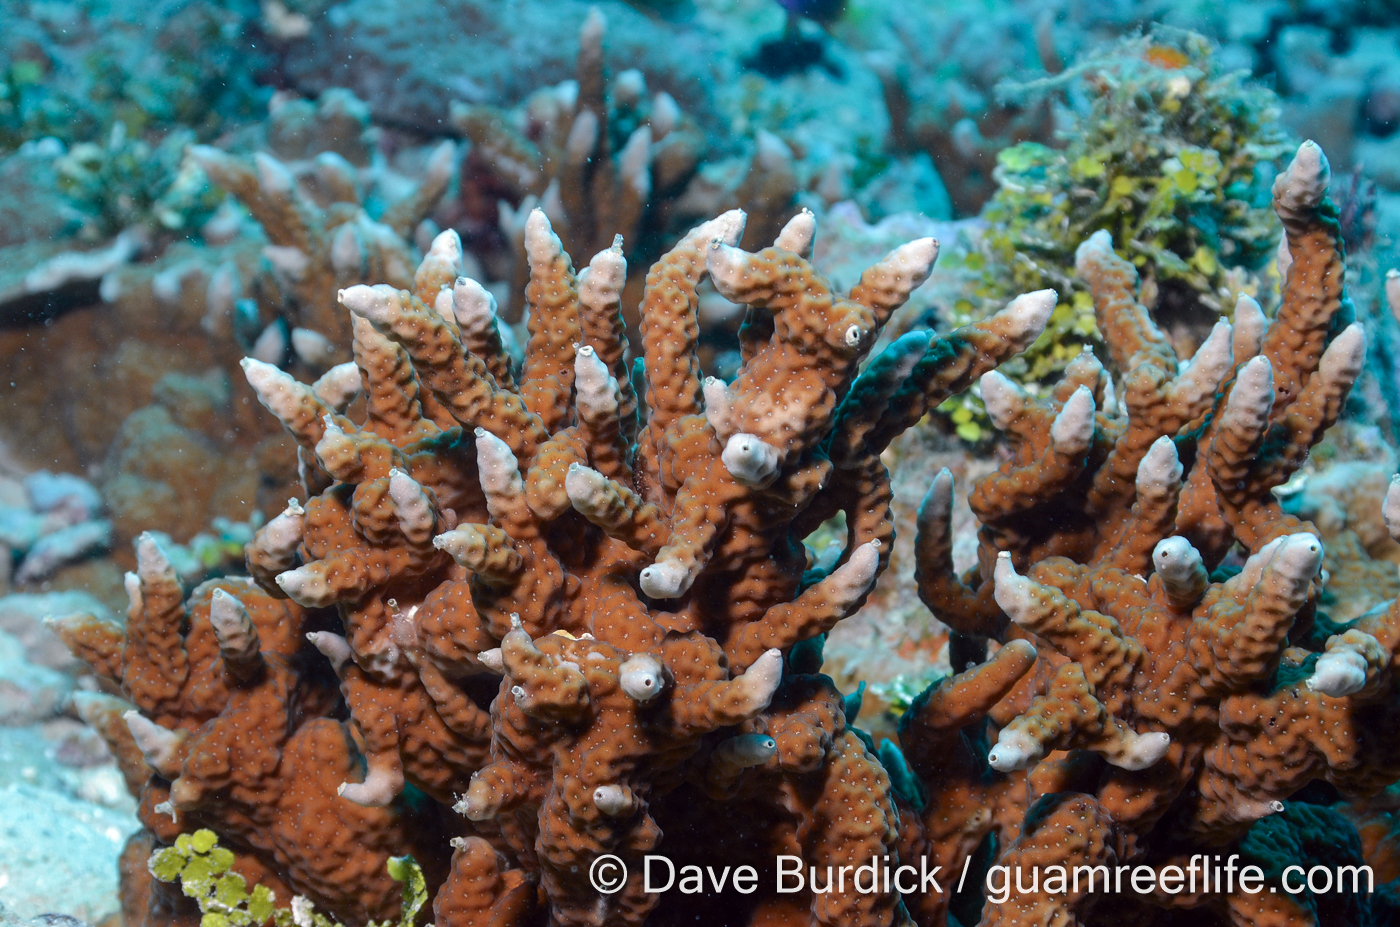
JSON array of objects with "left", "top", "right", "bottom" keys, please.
[{"left": 40, "top": 134, "right": 1400, "bottom": 927}]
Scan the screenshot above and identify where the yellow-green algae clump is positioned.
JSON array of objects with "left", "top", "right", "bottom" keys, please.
[
  {"left": 149, "top": 830, "right": 428, "bottom": 927},
  {"left": 940, "top": 29, "right": 1289, "bottom": 441}
]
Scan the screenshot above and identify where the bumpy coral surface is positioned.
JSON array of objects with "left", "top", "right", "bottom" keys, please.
[
  {"left": 889, "top": 140, "right": 1400, "bottom": 926},
  {"left": 58, "top": 131, "right": 1400, "bottom": 927},
  {"left": 63, "top": 167, "right": 1061, "bottom": 925}
]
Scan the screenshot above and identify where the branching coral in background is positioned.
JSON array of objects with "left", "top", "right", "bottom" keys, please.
[
  {"left": 0, "top": 92, "right": 449, "bottom": 587},
  {"left": 859, "top": 0, "right": 1072, "bottom": 220},
  {"left": 2, "top": 89, "right": 463, "bottom": 560},
  {"left": 452, "top": 9, "right": 694, "bottom": 319},
  {"left": 451, "top": 9, "right": 798, "bottom": 323},
  {"left": 870, "top": 55, "right": 1055, "bottom": 220},
  {"left": 191, "top": 90, "right": 459, "bottom": 368}
]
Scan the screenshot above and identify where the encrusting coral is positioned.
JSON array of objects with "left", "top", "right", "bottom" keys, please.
[{"left": 54, "top": 135, "right": 1400, "bottom": 927}]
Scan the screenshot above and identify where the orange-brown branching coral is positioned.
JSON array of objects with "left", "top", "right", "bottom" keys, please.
[
  {"left": 886, "top": 140, "right": 1400, "bottom": 926},
  {"left": 61, "top": 121, "right": 1400, "bottom": 926},
  {"left": 62, "top": 172, "right": 1057, "bottom": 923},
  {"left": 307, "top": 207, "right": 1051, "bottom": 927},
  {"left": 49, "top": 543, "right": 441, "bottom": 925}
]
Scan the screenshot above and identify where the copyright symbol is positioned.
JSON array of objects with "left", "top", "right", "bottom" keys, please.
[{"left": 590, "top": 854, "right": 627, "bottom": 894}]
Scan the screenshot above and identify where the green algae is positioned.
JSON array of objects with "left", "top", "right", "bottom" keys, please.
[
  {"left": 939, "top": 30, "right": 1289, "bottom": 438},
  {"left": 149, "top": 830, "right": 428, "bottom": 927}
]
